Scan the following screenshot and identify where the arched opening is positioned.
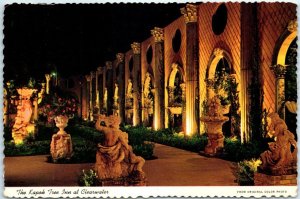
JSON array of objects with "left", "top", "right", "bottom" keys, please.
[
  {"left": 167, "top": 63, "right": 184, "bottom": 130},
  {"left": 125, "top": 79, "right": 133, "bottom": 125},
  {"left": 143, "top": 73, "right": 154, "bottom": 127},
  {"left": 284, "top": 38, "right": 297, "bottom": 136},
  {"left": 273, "top": 21, "right": 297, "bottom": 138},
  {"left": 206, "top": 48, "right": 240, "bottom": 138}
]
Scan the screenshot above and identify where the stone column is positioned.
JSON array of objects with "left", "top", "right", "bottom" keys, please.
[
  {"left": 97, "top": 67, "right": 104, "bottom": 114},
  {"left": 95, "top": 68, "right": 99, "bottom": 112},
  {"left": 151, "top": 27, "right": 165, "bottom": 130},
  {"left": 180, "top": 83, "right": 186, "bottom": 133},
  {"left": 131, "top": 42, "right": 142, "bottom": 126},
  {"left": 85, "top": 75, "right": 91, "bottom": 120},
  {"left": 90, "top": 72, "right": 95, "bottom": 121},
  {"left": 270, "top": 64, "right": 286, "bottom": 117},
  {"left": 181, "top": 4, "right": 199, "bottom": 135},
  {"left": 45, "top": 74, "right": 51, "bottom": 94},
  {"left": 106, "top": 61, "right": 114, "bottom": 115},
  {"left": 116, "top": 53, "right": 126, "bottom": 123}
]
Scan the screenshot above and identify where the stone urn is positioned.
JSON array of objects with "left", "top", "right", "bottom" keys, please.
[
  {"left": 200, "top": 96, "right": 229, "bottom": 156},
  {"left": 50, "top": 115, "right": 73, "bottom": 162}
]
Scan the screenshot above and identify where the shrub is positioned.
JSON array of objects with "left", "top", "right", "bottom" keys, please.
[
  {"left": 132, "top": 143, "right": 155, "bottom": 160},
  {"left": 4, "top": 140, "right": 50, "bottom": 156},
  {"left": 78, "top": 169, "right": 99, "bottom": 186},
  {"left": 237, "top": 159, "right": 262, "bottom": 185},
  {"left": 223, "top": 138, "right": 267, "bottom": 162}
]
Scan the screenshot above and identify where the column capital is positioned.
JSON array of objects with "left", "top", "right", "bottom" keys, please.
[
  {"left": 270, "top": 64, "right": 287, "bottom": 78},
  {"left": 116, "top": 53, "right": 125, "bottom": 63},
  {"left": 287, "top": 19, "right": 297, "bottom": 33},
  {"left": 85, "top": 75, "right": 91, "bottom": 82},
  {"left": 90, "top": 71, "right": 96, "bottom": 78},
  {"left": 105, "top": 61, "right": 113, "bottom": 70},
  {"left": 45, "top": 74, "right": 51, "bottom": 81},
  {"left": 180, "top": 4, "right": 198, "bottom": 23},
  {"left": 97, "top": 66, "right": 104, "bottom": 74},
  {"left": 151, "top": 27, "right": 164, "bottom": 42},
  {"left": 131, "top": 42, "right": 141, "bottom": 54}
]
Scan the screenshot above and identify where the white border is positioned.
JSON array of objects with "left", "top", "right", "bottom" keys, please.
[
  {"left": 4, "top": 186, "right": 298, "bottom": 198},
  {"left": 0, "top": 0, "right": 299, "bottom": 198}
]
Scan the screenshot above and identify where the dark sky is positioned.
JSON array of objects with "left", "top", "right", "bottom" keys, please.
[{"left": 4, "top": 3, "right": 184, "bottom": 84}]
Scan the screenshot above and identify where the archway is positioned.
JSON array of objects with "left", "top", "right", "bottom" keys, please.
[
  {"left": 272, "top": 20, "right": 297, "bottom": 136},
  {"left": 125, "top": 79, "right": 133, "bottom": 125},
  {"left": 206, "top": 48, "right": 240, "bottom": 137},
  {"left": 143, "top": 72, "right": 154, "bottom": 127},
  {"left": 167, "top": 63, "right": 185, "bottom": 129}
]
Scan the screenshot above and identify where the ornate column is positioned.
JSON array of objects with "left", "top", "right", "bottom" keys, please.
[
  {"left": 90, "top": 72, "right": 95, "bottom": 120},
  {"left": 131, "top": 42, "right": 142, "bottom": 126},
  {"left": 85, "top": 75, "right": 91, "bottom": 120},
  {"left": 116, "top": 53, "right": 126, "bottom": 123},
  {"left": 97, "top": 67, "right": 103, "bottom": 114},
  {"left": 45, "top": 74, "right": 51, "bottom": 94},
  {"left": 95, "top": 68, "right": 99, "bottom": 112},
  {"left": 151, "top": 27, "right": 165, "bottom": 130},
  {"left": 270, "top": 64, "right": 286, "bottom": 117},
  {"left": 181, "top": 4, "right": 199, "bottom": 135},
  {"left": 106, "top": 61, "right": 114, "bottom": 115},
  {"left": 180, "top": 83, "right": 186, "bottom": 133}
]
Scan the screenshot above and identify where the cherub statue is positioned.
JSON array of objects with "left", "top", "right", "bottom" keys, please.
[
  {"left": 94, "top": 114, "right": 146, "bottom": 180},
  {"left": 259, "top": 113, "right": 297, "bottom": 175}
]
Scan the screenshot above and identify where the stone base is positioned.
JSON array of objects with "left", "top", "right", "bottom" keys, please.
[
  {"left": 204, "top": 133, "right": 224, "bottom": 156},
  {"left": 50, "top": 133, "right": 73, "bottom": 162},
  {"left": 254, "top": 172, "right": 297, "bottom": 186}
]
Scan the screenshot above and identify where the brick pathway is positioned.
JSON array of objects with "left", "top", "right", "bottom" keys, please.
[{"left": 4, "top": 143, "right": 237, "bottom": 186}]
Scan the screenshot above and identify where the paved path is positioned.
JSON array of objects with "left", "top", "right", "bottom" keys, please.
[{"left": 4, "top": 144, "right": 237, "bottom": 186}]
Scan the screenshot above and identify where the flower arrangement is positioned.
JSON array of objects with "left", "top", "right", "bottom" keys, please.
[{"left": 40, "top": 92, "right": 78, "bottom": 123}]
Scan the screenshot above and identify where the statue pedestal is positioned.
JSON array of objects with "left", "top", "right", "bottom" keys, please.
[
  {"left": 254, "top": 172, "right": 297, "bottom": 186},
  {"left": 200, "top": 117, "right": 228, "bottom": 156},
  {"left": 50, "top": 133, "right": 73, "bottom": 162}
]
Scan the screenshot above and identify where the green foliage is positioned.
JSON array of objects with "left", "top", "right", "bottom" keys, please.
[
  {"left": 223, "top": 138, "right": 267, "bottom": 162},
  {"left": 4, "top": 141, "right": 50, "bottom": 156},
  {"left": 78, "top": 169, "right": 99, "bottom": 186},
  {"left": 237, "top": 159, "right": 262, "bottom": 186},
  {"left": 285, "top": 39, "right": 297, "bottom": 101},
  {"left": 132, "top": 143, "right": 155, "bottom": 160}
]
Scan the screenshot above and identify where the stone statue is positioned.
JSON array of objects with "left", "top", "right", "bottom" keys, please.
[
  {"left": 259, "top": 113, "right": 297, "bottom": 175},
  {"left": 94, "top": 114, "right": 146, "bottom": 184},
  {"left": 12, "top": 88, "right": 37, "bottom": 144}
]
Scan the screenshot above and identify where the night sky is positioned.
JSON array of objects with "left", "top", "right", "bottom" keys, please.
[{"left": 4, "top": 3, "right": 184, "bottom": 84}]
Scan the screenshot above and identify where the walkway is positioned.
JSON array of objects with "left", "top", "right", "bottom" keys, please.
[{"left": 4, "top": 143, "right": 237, "bottom": 186}]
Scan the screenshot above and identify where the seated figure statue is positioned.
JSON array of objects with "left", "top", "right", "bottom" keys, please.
[
  {"left": 94, "top": 114, "right": 146, "bottom": 181},
  {"left": 259, "top": 113, "right": 297, "bottom": 175}
]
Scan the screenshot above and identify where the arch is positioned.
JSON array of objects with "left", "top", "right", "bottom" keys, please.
[
  {"left": 276, "top": 27, "right": 297, "bottom": 66},
  {"left": 168, "top": 63, "right": 185, "bottom": 87},
  {"left": 206, "top": 48, "right": 233, "bottom": 80}
]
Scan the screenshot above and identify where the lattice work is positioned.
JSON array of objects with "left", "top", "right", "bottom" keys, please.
[
  {"left": 258, "top": 3, "right": 297, "bottom": 112},
  {"left": 198, "top": 3, "right": 241, "bottom": 131}
]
